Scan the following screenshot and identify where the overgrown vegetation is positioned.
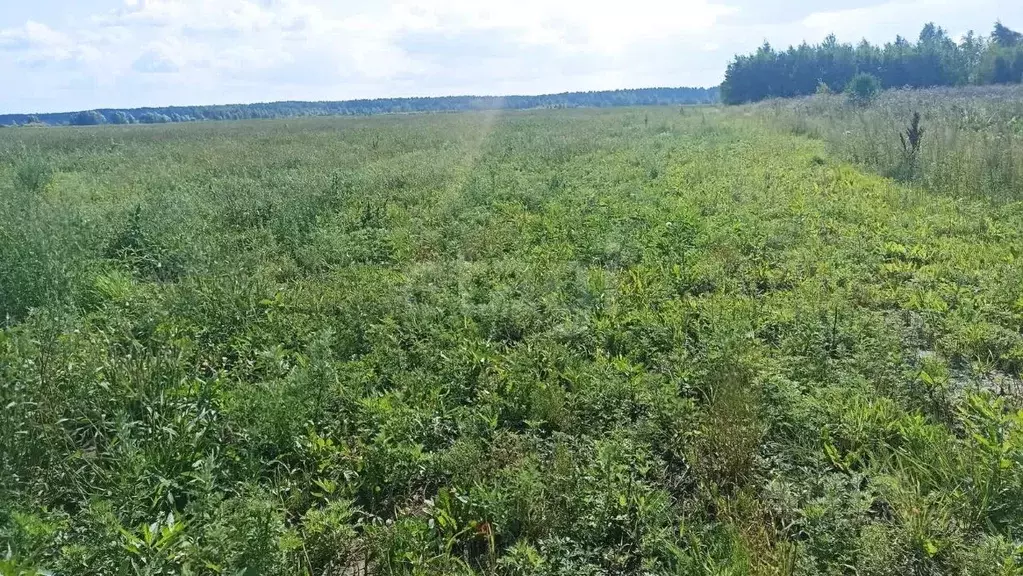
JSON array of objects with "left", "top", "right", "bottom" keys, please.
[
  {"left": 2, "top": 106, "right": 1022, "bottom": 575},
  {"left": 753, "top": 84, "right": 1023, "bottom": 201}
]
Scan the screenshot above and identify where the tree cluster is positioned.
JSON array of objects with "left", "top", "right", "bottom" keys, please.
[
  {"left": 722, "top": 21, "right": 1023, "bottom": 104},
  {"left": 1, "top": 87, "right": 720, "bottom": 127}
]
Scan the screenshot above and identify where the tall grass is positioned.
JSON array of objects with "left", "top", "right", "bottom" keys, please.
[
  {"left": 752, "top": 84, "right": 1023, "bottom": 201},
  {"left": 1, "top": 107, "right": 1022, "bottom": 575}
]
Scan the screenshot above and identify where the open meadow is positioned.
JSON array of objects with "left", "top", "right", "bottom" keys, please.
[
  {"left": 3, "top": 104, "right": 1023, "bottom": 575},
  {"left": 754, "top": 85, "right": 1023, "bottom": 203}
]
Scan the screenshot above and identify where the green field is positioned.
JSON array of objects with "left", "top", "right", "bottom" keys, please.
[{"left": 3, "top": 105, "right": 1023, "bottom": 575}]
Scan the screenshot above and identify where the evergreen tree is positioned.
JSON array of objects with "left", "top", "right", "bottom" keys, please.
[
  {"left": 993, "top": 21, "right": 1022, "bottom": 46},
  {"left": 994, "top": 55, "right": 1014, "bottom": 84},
  {"left": 721, "top": 20, "right": 1023, "bottom": 104}
]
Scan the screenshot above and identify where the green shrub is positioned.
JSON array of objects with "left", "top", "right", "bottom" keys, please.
[
  {"left": 301, "top": 500, "right": 359, "bottom": 573},
  {"left": 13, "top": 157, "right": 53, "bottom": 193},
  {"left": 846, "top": 73, "right": 882, "bottom": 106}
]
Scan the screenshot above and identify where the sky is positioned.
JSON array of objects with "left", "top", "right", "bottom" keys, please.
[{"left": 0, "top": 0, "right": 1020, "bottom": 114}]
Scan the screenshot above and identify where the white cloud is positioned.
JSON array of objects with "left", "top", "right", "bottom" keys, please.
[
  {"left": 390, "top": 0, "right": 737, "bottom": 51},
  {"left": 801, "top": 0, "right": 1008, "bottom": 43},
  {"left": 0, "top": 0, "right": 736, "bottom": 110},
  {"left": 132, "top": 49, "right": 179, "bottom": 73},
  {"left": 0, "top": 21, "right": 77, "bottom": 62},
  {"left": 2, "top": 0, "right": 1018, "bottom": 112}
]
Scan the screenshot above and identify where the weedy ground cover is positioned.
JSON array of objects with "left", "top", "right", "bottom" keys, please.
[
  {"left": 753, "top": 84, "right": 1023, "bottom": 202},
  {"left": 2, "top": 106, "right": 1022, "bottom": 575}
]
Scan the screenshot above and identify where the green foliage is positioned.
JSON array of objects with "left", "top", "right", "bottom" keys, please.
[
  {"left": 753, "top": 84, "right": 1023, "bottom": 200},
  {"left": 13, "top": 157, "right": 52, "bottom": 194},
  {"left": 1, "top": 106, "right": 1022, "bottom": 574},
  {"left": 722, "top": 20, "right": 1023, "bottom": 104},
  {"left": 900, "top": 111, "right": 925, "bottom": 156},
  {"left": 301, "top": 500, "right": 359, "bottom": 573},
  {"left": 0, "top": 88, "right": 720, "bottom": 126},
  {"left": 993, "top": 21, "right": 1023, "bottom": 47},
  {"left": 69, "top": 110, "right": 105, "bottom": 126},
  {"left": 892, "top": 111, "right": 926, "bottom": 181},
  {"left": 107, "top": 111, "right": 133, "bottom": 125},
  {"left": 137, "top": 112, "right": 171, "bottom": 124},
  {"left": 105, "top": 204, "right": 185, "bottom": 281},
  {"left": 846, "top": 73, "right": 882, "bottom": 106}
]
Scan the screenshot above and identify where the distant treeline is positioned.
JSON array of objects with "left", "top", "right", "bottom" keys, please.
[
  {"left": 0, "top": 87, "right": 719, "bottom": 127},
  {"left": 722, "top": 21, "right": 1023, "bottom": 104}
]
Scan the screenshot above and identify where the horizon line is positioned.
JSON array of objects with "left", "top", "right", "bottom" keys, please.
[{"left": 0, "top": 85, "right": 722, "bottom": 118}]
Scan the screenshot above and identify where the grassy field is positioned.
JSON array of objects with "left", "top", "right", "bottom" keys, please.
[
  {"left": 2, "top": 105, "right": 1023, "bottom": 575},
  {"left": 754, "top": 85, "right": 1023, "bottom": 202}
]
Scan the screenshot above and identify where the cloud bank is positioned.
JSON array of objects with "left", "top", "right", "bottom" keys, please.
[{"left": 0, "top": 0, "right": 1019, "bottom": 113}]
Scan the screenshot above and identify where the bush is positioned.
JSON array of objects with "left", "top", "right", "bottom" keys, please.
[
  {"left": 302, "top": 500, "right": 359, "bottom": 573},
  {"left": 138, "top": 112, "right": 171, "bottom": 124},
  {"left": 107, "top": 111, "right": 133, "bottom": 125},
  {"left": 14, "top": 157, "right": 53, "bottom": 193},
  {"left": 69, "top": 110, "right": 105, "bottom": 126},
  {"left": 846, "top": 73, "right": 882, "bottom": 106}
]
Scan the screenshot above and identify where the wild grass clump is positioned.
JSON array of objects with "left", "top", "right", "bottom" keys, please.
[
  {"left": 0, "top": 155, "right": 96, "bottom": 322},
  {"left": 13, "top": 156, "right": 53, "bottom": 193}
]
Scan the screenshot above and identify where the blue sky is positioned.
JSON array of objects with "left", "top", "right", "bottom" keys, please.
[{"left": 1, "top": 0, "right": 1020, "bottom": 113}]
